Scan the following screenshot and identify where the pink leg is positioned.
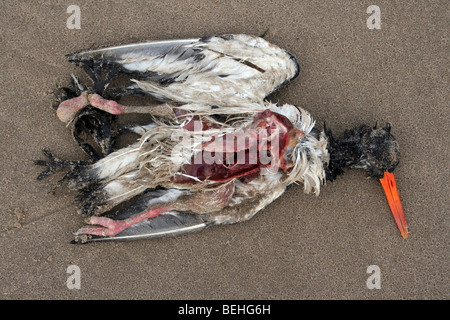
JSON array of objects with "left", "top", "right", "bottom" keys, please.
[
  {"left": 56, "top": 91, "right": 90, "bottom": 123},
  {"left": 56, "top": 92, "right": 156, "bottom": 123},
  {"left": 89, "top": 94, "right": 126, "bottom": 115},
  {"left": 56, "top": 93, "right": 126, "bottom": 123},
  {"left": 90, "top": 94, "right": 154, "bottom": 115},
  {"left": 76, "top": 206, "right": 170, "bottom": 237}
]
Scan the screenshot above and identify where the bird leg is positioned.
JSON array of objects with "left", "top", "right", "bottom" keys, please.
[
  {"left": 75, "top": 182, "right": 235, "bottom": 238},
  {"left": 57, "top": 92, "right": 160, "bottom": 124},
  {"left": 76, "top": 206, "right": 171, "bottom": 237},
  {"left": 55, "top": 53, "right": 144, "bottom": 123}
]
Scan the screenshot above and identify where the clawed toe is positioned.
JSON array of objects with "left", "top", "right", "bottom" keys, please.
[
  {"left": 74, "top": 205, "right": 170, "bottom": 239},
  {"left": 75, "top": 216, "right": 127, "bottom": 237}
]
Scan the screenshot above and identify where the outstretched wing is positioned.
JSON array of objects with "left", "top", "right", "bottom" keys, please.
[{"left": 68, "top": 34, "right": 299, "bottom": 107}]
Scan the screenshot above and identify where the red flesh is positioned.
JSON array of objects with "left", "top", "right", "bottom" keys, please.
[{"left": 172, "top": 110, "right": 304, "bottom": 184}]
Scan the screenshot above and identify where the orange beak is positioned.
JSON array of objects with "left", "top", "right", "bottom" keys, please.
[{"left": 379, "top": 171, "right": 409, "bottom": 238}]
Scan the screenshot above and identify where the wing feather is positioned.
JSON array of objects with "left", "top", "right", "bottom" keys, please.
[{"left": 68, "top": 34, "right": 299, "bottom": 107}]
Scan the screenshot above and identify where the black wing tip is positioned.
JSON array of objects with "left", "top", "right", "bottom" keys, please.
[
  {"left": 271, "top": 51, "right": 300, "bottom": 93},
  {"left": 287, "top": 51, "right": 300, "bottom": 82}
]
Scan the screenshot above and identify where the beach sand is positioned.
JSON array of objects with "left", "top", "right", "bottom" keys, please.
[{"left": 0, "top": 0, "right": 448, "bottom": 299}]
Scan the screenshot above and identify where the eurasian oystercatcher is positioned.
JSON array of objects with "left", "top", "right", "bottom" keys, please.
[{"left": 36, "top": 34, "right": 407, "bottom": 243}]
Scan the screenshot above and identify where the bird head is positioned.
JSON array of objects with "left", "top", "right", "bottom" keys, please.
[
  {"left": 352, "top": 123, "right": 400, "bottom": 178},
  {"left": 325, "top": 123, "right": 408, "bottom": 238}
]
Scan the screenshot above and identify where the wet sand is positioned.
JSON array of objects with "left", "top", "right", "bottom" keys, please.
[{"left": 0, "top": 0, "right": 448, "bottom": 299}]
